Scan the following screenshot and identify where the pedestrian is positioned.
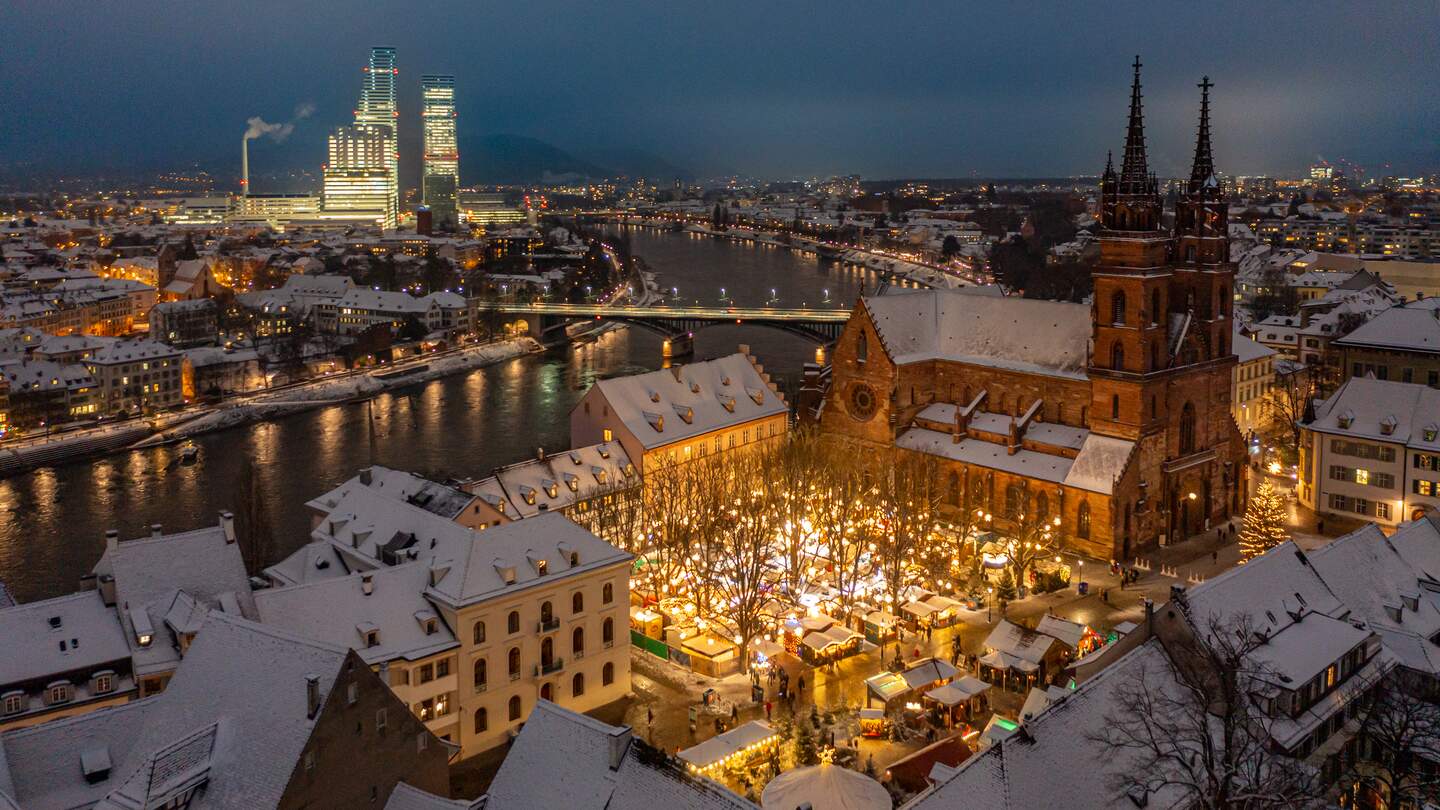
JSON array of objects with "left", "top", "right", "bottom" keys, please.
[
  {"left": 1102, "top": 588, "right": 1109, "bottom": 604},
  {"left": 1212, "top": 550, "right": 1218, "bottom": 564},
  {"left": 731, "top": 705, "right": 738, "bottom": 723},
  {"left": 913, "top": 646, "right": 920, "bottom": 659},
  {"left": 765, "top": 700, "right": 772, "bottom": 720},
  {"left": 797, "top": 675, "right": 805, "bottom": 695},
  {"left": 647, "top": 706, "right": 654, "bottom": 727},
  {"left": 1318, "top": 519, "right": 1325, "bottom": 533}
]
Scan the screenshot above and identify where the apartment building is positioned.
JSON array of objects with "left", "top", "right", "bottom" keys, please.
[
  {"left": 1298, "top": 376, "right": 1440, "bottom": 526},
  {"left": 1232, "top": 327, "right": 1276, "bottom": 437},
  {"left": 1333, "top": 299, "right": 1440, "bottom": 388},
  {"left": 82, "top": 339, "right": 185, "bottom": 413},
  {"left": 570, "top": 348, "right": 789, "bottom": 475},
  {"left": 265, "top": 475, "right": 634, "bottom": 760}
]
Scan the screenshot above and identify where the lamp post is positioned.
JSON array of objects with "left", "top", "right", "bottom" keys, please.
[{"left": 986, "top": 586, "right": 993, "bottom": 622}]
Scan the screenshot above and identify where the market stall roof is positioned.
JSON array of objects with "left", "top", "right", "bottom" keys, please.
[
  {"left": 983, "top": 619, "right": 1059, "bottom": 666},
  {"left": 678, "top": 720, "right": 777, "bottom": 769},
  {"left": 682, "top": 633, "right": 737, "bottom": 659},
  {"left": 823, "top": 625, "right": 862, "bottom": 645},
  {"left": 902, "top": 601, "right": 939, "bottom": 618},
  {"left": 761, "top": 763, "right": 889, "bottom": 810},
  {"left": 923, "top": 593, "right": 963, "bottom": 612},
  {"left": 752, "top": 638, "right": 784, "bottom": 659},
  {"left": 1036, "top": 614, "right": 1088, "bottom": 650},
  {"left": 980, "top": 715, "right": 1020, "bottom": 748},
  {"left": 800, "top": 614, "right": 836, "bottom": 633},
  {"left": 802, "top": 631, "right": 837, "bottom": 652},
  {"left": 858, "top": 708, "right": 885, "bottom": 721},
  {"left": 865, "top": 671, "right": 910, "bottom": 704},
  {"left": 865, "top": 610, "right": 900, "bottom": 627},
  {"left": 926, "top": 676, "right": 992, "bottom": 706},
  {"left": 979, "top": 649, "right": 1040, "bottom": 673},
  {"left": 901, "top": 657, "right": 959, "bottom": 690}
]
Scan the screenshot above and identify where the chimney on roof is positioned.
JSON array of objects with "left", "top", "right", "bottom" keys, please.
[
  {"left": 359, "top": 467, "right": 373, "bottom": 486},
  {"left": 104, "top": 529, "right": 119, "bottom": 552},
  {"left": 362, "top": 573, "right": 374, "bottom": 595},
  {"left": 218, "top": 511, "right": 235, "bottom": 544},
  {"left": 670, "top": 364, "right": 683, "bottom": 382},
  {"left": 1144, "top": 598, "right": 1154, "bottom": 635},
  {"left": 150, "top": 523, "right": 162, "bottom": 538},
  {"left": 537, "top": 446, "right": 545, "bottom": 461},
  {"left": 607, "top": 727, "right": 633, "bottom": 771},
  {"left": 305, "top": 674, "right": 321, "bottom": 719}
]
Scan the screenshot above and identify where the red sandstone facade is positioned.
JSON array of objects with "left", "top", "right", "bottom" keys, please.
[{"left": 820, "top": 62, "right": 1247, "bottom": 562}]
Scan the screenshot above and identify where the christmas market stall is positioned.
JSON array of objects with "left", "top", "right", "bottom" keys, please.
[
  {"left": 978, "top": 714, "right": 1020, "bottom": 750},
  {"left": 864, "top": 671, "right": 911, "bottom": 711},
  {"left": 862, "top": 610, "right": 900, "bottom": 645},
  {"left": 1036, "top": 614, "right": 1103, "bottom": 658},
  {"left": 858, "top": 707, "right": 887, "bottom": 738},
  {"left": 676, "top": 631, "right": 741, "bottom": 678},
  {"left": 678, "top": 720, "right": 780, "bottom": 780},
  {"left": 899, "top": 657, "right": 959, "bottom": 697},
  {"left": 979, "top": 619, "right": 1065, "bottom": 690},
  {"left": 922, "top": 675, "right": 992, "bottom": 727}
]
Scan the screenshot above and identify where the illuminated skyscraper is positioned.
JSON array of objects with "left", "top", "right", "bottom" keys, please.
[
  {"left": 421, "top": 74, "right": 460, "bottom": 229},
  {"left": 323, "top": 47, "right": 399, "bottom": 227}
]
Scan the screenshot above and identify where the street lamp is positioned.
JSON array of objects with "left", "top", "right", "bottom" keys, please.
[{"left": 986, "top": 586, "right": 994, "bottom": 622}]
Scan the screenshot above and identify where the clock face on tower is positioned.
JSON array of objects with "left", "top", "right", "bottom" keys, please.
[{"left": 848, "top": 382, "right": 878, "bottom": 421}]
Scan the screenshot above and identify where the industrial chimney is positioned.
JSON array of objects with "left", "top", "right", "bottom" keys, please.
[{"left": 241, "top": 138, "right": 249, "bottom": 197}]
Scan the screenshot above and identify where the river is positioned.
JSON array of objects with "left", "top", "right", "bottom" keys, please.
[{"left": 0, "top": 227, "right": 878, "bottom": 603}]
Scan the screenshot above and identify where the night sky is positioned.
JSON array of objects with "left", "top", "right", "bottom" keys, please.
[{"left": 2, "top": 1, "right": 1436, "bottom": 180}]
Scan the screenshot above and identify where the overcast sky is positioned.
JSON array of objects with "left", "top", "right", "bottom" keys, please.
[{"left": 2, "top": 1, "right": 1436, "bottom": 180}]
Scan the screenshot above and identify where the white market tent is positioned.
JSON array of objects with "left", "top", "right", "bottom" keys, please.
[
  {"left": 761, "top": 763, "right": 890, "bottom": 810},
  {"left": 926, "top": 675, "right": 992, "bottom": 707},
  {"left": 677, "top": 720, "right": 777, "bottom": 771}
]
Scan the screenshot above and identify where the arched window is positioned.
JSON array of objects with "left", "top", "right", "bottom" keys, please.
[
  {"left": 1036, "top": 492, "right": 1049, "bottom": 521},
  {"left": 572, "top": 627, "right": 585, "bottom": 656},
  {"left": 540, "top": 682, "right": 552, "bottom": 701},
  {"left": 1185, "top": 245, "right": 1196, "bottom": 262},
  {"left": 1004, "top": 484, "right": 1022, "bottom": 519},
  {"left": 1111, "top": 291, "right": 1126, "bottom": 325},
  {"left": 475, "top": 707, "right": 488, "bottom": 733},
  {"left": 473, "top": 658, "right": 487, "bottom": 691},
  {"left": 1150, "top": 290, "right": 1161, "bottom": 325},
  {"left": 473, "top": 621, "right": 486, "bottom": 645},
  {"left": 508, "top": 647, "right": 520, "bottom": 678},
  {"left": 602, "top": 583, "right": 614, "bottom": 604},
  {"left": 541, "top": 637, "right": 554, "bottom": 668},
  {"left": 540, "top": 602, "right": 552, "bottom": 623},
  {"left": 856, "top": 330, "right": 868, "bottom": 364},
  {"left": 602, "top": 618, "right": 614, "bottom": 647},
  {"left": 948, "top": 471, "right": 961, "bottom": 506},
  {"left": 971, "top": 476, "right": 986, "bottom": 507},
  {"left": 508, "top": 695, "right": 522, "bottom": 721},
  {"left": 1180, "top": 402, "right": 1196, "bottom": 454},
  {"left": 572, "top": 673, "right": 585, "bottom": 698},
  {"left": 572, "top": 592, "right": 584, "bottom": 615},
  {"left": 507, "top": 611, "right": 519, "bottom": 634},
  {"left": 1111, "top": 342, "right": 1124, "bottom": 371},
  {"left": 603, "top": 662, "right": 615, "bottom": 686},
  {"left": 1111, "top": 394, "right": 1120, "bottom": 419},
  {"left": 1077, "top": 502, "right": 1091, "bottom": 539}
]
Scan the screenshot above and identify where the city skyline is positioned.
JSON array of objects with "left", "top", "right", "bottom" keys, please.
[{"left": 0, "top": 2, "right": 1436, "bottom": 182}]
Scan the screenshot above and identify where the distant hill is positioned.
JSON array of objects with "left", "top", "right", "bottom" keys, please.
[
  {"left": 459, "top": 134, "right": 610, "bottom": 185},
  {"left": 576, "top": 146, "right": 693, "bottom": 183}
]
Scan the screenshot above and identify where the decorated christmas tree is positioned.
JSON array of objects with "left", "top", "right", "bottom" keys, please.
[
  {"left": 1239, "top": 480, "right": 1290, "bottom": 562},
  {"left": 792, "top": 717, "right": 819, "bottom": 766},
  {"left": 996, "top": 568, "right": 1018, "bottom": 602}
]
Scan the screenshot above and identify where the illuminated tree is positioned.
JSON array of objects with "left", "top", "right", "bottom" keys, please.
[
  {"left": 813, "top": 457, "right": 876, "bottom": 619},
  {"left": 769, "top": 427, "right": 825, "bottom": 598},
  {"left": 995, "top": 568, "right": 1017, "bottom": 603},
  {"left": 1239, "top": 481, "right": 1289, "bottom": 562},
  {"left": 872, "top": 450, "right": 942, "bottom": 611}
]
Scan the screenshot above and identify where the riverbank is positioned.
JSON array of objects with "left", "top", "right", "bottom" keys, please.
[{"left": 0, "top": 337, "right": 542, "bottom": 476}]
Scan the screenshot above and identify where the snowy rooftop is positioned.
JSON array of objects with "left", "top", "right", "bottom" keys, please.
[
  {"left": 307, "top": 466, "right": 477, "bottom": 522},
  {"left": 1232, "top": 326, "right": 1275, "bottom": 364},
  {"left": 0, "top": 590, "right": 129, "bottom": 687},
  {"left": 1305, "top": 376, "right": 1440, "bottom": 449},
  {"left": 863, "top": 289, "right": 1091, "bottom": 379},
  {"left": 484, "top": 700, "right": 757, "bottom": 810},
  {"left": 1333, "top": 304, "right": 1440, "bottom": 355},
  {"left": 0, "top": 614, "right": 356, "bottom": 810},
  {"left": 385, "top": 783, "right": 483, "bottom": 810},
  {"left": 589, "top": 353, "right": 787, "bottom": 451},
  {"left": 896, "top": 427, "right": 1131, "bottom": 495},
  {"left": 255, "top": 561, "right": 459, "bottom": 664},
  {"left": 487, "top": 442, "right": 637, "bottom": 519}
]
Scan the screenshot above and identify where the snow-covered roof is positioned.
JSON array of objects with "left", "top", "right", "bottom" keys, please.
[
  {"left": 983, "top": 620, "right": 1060, "bottom": 666},
  {"left": 896, "top": 427, "right": 1131, "bottom": 495},
  {"left": 307, "top": 466, "right": 476, "bottom": 522},
  {"left": 863, "top": 289, "right": 1091, "bottom": 379},
  {"left": 1232, "top": 327, "right": 1275, "bottom": 364},
  {"left": 255, "top": 561, "right": 459, "bottom": 664},
  {"left": 905, "top": 641, "right": 1190, "bottom": 810},
  {"left": 1333, "top": 304, "right": 1440, "bottom": 355},
  {"left": 760, "top": 763, "right": 889, "bottom": 810},
  {"left": 0, "top": 614, "right": 357, "bottom": 810},
  {"left": 677, "top": 720, "right": 776, "bottom": 769},
  {"left": 86, "top": 339, "right": 181, "bottom": 366},
  {"left": 91, "top": 520, "right": 255, "bottom": 676},
  {"left": 1305, "top": 376, "right": 1440, "bottom": 450},
  {"left": 590, "top": 353, "right": 787, "bottom": 451},
  {"left": 485, "top": 442, "right": 637, "bottom": 519},
  {"left": 280, "top": 273, "right": 354, "bottom": 298},
  {"left": 0, "top": 590, "right": 129, "bottom": 687},
  {"left": 484, "top": 700, "right": 757, "bottom": 810},
  {"left": 385, "top": 783, "right": 483, "bottom": 810}
]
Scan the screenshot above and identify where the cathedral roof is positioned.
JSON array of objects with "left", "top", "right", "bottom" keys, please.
[{"left": 863, "top": 289, "right": 1090, "bottom": 379}]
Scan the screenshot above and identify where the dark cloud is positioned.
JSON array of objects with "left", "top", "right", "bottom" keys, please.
[{"left": 1, "top": 0, "right": 1435, "bottom": 179}]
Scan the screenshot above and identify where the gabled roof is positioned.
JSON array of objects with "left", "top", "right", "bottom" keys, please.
[
  {"left": 589, "top": 353, "right": 787, "bottom": 451},
  {"left": 484, "top": 701, "right": 757, "bottom": 810},
  {"left": 1305, "top": 376, "right": 1440, "bottom": 449},
  {"left": 1333, "top": 304, "right": 1440, "bottom": 355},
  {"left": 0, "top": 590, "right": 130, "bottom": 688},
  {"left": 862, "top": 289, "right": 1091, "bottom": 379}
]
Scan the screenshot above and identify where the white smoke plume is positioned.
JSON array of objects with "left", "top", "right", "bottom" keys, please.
[{"left": 243, "top": 102, "right": 315, "bottom": 141}]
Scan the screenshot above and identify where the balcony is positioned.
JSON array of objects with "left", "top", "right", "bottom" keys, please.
[
  {"left": 537, "top": 618, "right": 560, "bottom": 633},
  {"left": 536, "top": 658, "right": 565, "bottom": 676}
]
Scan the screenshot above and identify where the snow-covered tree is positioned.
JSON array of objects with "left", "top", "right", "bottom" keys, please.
[{"left": 1239, "top": 481, "right": 1290, "bottom": 562}]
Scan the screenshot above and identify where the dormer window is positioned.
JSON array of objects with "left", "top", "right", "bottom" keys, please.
[
  {"left": 3, "top": 691, "right": 25, "bottom": 716},
  {"left": 644, "top": 412, "right": 664, "bottom": 432},
  {"left": 747, "top": 387, "right": 765, "bottom": 406},
  {"left": 45, "top": 682, "right": 72, "bottom": 706},
  {"left": 1337, "top": 410, "right": 1354, "bottom": 429},
  {"left": 536, "top": 559, "right": 548, "bottom": 576},
  {"left": 92, "top": 671, "right": 114, "bottom": 694},
  {"left": 544, "top": 481, "right": 559, "bottom": 499},
  {"left": 648, "top": 390, "right": 660, "bottom": 403},
  {"left": 597, "top": 445, "right": 610, "bottom": 459},
  {"left": 718, "top": 395, "right": 736, "bottom": 413},
  {"left": 521, "top": 487, "right": 536, "bottom": 506},
  {"left": 1381, "top": 415, "right": 1397, "bottom": 436},
  {"left": 1425, "top": 425, "right": 1439, "bottom": 442}
]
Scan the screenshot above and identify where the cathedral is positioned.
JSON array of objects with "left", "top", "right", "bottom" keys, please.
[{"left": 820, "top": 59, "right": 1248, "bottom": 562}]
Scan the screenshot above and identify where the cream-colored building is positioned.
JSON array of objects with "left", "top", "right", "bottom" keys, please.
[
  {"left": 570, "top": 348, "right": 789, "bottom": 474},
  {"left": 1232, "top": 327, "right": 1276, "bottom": 438},
  {"left": 266, "top": 473, "right": 634, "bottom": 760}
]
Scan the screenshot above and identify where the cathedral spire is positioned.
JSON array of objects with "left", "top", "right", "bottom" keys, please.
[
  {"left": 1119, "top": 55, "right": 1149, "bottom": 194},
  {"left": 1188, "top": 76, "right": 1217, "bottom": 195}
]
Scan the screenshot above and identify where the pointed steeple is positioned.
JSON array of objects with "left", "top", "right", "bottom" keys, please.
[
  {"left": 1188, "top": 76, "right": 1217, "bottom": 195},
  {"left": 1119, "top": 55, "right": 1149, "bottom": 194},
  {"left": 1102, "top": 150, "right": 1116, "bottom": 180}
]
